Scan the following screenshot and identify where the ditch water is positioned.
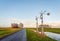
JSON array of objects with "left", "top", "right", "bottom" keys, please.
[{"left": 44, "top": 32, "right": 60, "bottom": 41}]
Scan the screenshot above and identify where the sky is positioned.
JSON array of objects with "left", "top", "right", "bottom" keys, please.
[{"left": 0, "top": 0, "right": 60, "bottom": 27}]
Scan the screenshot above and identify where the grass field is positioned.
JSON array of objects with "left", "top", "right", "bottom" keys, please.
[
  {"left": 38, "top": 28, "right": 60, "bottom": 34},
  {"left": 0, "top": 28, "right": 22, "bottom": 38},
  {"left": 26, "top": 29, "right": 56, "bottom": 41},
  {"left": 28, "top": 28, "right": 60, "bottom": 34}
]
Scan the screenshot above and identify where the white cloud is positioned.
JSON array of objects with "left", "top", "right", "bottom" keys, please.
[
  {"left": 0, "top": 17, "right": 60, "bottom": 28},
  {"left": 21, "top": 20, "right": 36, "bottom": 27},
  {"left": 45, "top": 21, "right": 60, "bottom": 28},
  {"left": 0, "top": 17, "right": 21, "bottom": 27},
  {"left": 0, "top": 17, "right": 36, "bottom": 27}
]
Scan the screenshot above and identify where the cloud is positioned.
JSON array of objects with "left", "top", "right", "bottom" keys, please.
[
  {"left": 21, "top": 20, "right": 36, "bottom": 27},
  {"left": 0, "top": 17, "right": 36, "bottom": 27},
  {"left": 45, "top": 21, "right": 60, "bottom": 28},
  {"left": 0, "top": 17, "right": 60, "bottom": 28},
  {"left": 0, "top": 17, "right": 21, "bottom": 27}
]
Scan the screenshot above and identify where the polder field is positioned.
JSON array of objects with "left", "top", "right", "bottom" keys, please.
[
  {"left": 26, "top": 28, "right": 56, "bottom": 41},
  {"left": 27, "top": 28, "right": 60, "bottom": 34},
  {"left": 0, "top": 27, "right": 22, "bottom": 38},
  {"left": 38, "top": 28, "right": 60, "bottom": 34}
]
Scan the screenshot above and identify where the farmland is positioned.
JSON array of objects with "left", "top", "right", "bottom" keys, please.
[
  {"left": 27, "top": 28, "right": 60, "bottom": 34},
  {"left": 0, "top": 28, "right": 22, "bottom": 38},
  {"left": 38, "top": 28, "right": 60, "bottom": 34}
]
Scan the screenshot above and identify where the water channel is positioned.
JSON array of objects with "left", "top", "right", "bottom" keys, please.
[{"left": 44, "top": 32, "right": 60, "bottom": 41}]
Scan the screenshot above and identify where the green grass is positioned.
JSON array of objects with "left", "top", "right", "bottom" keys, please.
[
  {"left": 26, "top": 29, "right": 56, "bottom": 41},
  {"left": 27, "top": 28, "right": 60, "bottom": 34},
  {"left": 38, "top": 28, "right": 60, "bottom": 34},
  {"left": 0, "top": 30, "right": 8, "bottom": 35},
  {"left": 0, "top": 28, "right": 22, "bottom": 38}
]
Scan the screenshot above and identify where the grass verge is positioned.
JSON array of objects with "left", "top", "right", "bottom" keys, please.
[{"left": 26, "top": 29, "right": 56, "bottom": 41}]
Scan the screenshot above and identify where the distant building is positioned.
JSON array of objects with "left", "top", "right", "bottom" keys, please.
[
  {"left": 11, "top": 23, "right": 19, "bottom": 28},
  {"left": 39, "top": 24, "right": 51, "bottom": 28}
]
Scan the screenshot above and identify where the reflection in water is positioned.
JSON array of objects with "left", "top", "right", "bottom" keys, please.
[{"left": 45, "top": 32, "right": 60, "bottom": 41}]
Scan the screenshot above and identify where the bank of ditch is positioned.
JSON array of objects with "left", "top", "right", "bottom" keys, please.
[{"left": 26, "top": 29, "right": 56, "bottom": 41}]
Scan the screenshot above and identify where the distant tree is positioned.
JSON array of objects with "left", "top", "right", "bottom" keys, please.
[
  {"left": 19, "top": 23, "right": 23, "bottom": 28},
  {"left": 11, "top": 23, "right": 19, "bottom": 28}
]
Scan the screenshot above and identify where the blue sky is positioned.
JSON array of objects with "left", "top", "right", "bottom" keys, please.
[{"left": 0, "top": 0, "right": 60, "bottom": 27}]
